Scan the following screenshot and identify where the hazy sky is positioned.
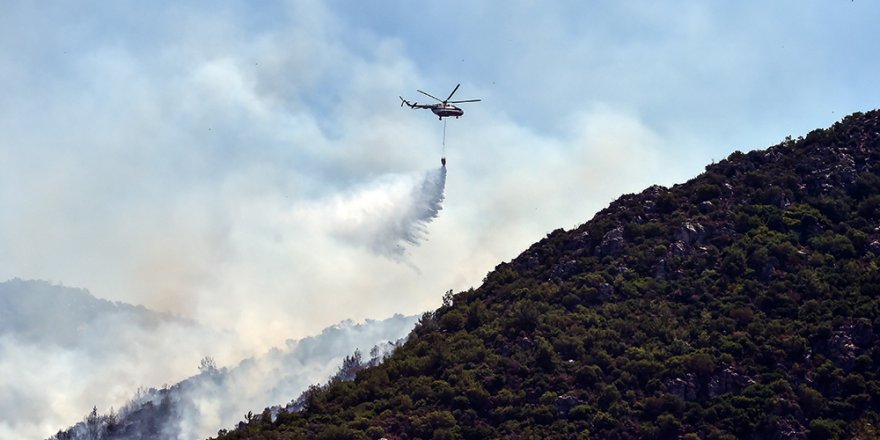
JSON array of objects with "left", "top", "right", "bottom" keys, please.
[{"left": 2, "top": 1, "right": 879, "bottom": 348}]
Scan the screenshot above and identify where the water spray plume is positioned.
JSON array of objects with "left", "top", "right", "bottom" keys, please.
[{"left": 322, "top": 166, "right": 447, "bottom": 261}]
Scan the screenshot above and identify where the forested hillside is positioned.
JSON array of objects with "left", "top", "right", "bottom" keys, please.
[{"left": 217, "top": 110, "right": 880, "bottom": 439}]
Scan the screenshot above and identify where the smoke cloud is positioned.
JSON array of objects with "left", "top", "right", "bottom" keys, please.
[
  {"left": 0, "top": 163, "right": 448, "bottom": 439},
  {"left": 0, "top": 281, "right": 245, "bottom": 439},
  {"left": 50, "top": 314, "right": 419, "bottom": 440},
  {"left": 0, "top": 280, "right": 420, "bottom": 439}
]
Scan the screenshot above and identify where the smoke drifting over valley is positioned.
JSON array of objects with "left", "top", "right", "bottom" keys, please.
[
  {"left": 0, "top": 280, "right": 240, "bottom": 438},
  {"left": 50, "top": 313, "right": 419, "bottom": 440},
  {"left": 0, "top": 280, "right": 419, "bottom": 439},
  {"left": 0, "top": 166, "right": 446, "bottom": 438},
  {"left": 0, "top": 153, "right": 447, "bottom": 438}
]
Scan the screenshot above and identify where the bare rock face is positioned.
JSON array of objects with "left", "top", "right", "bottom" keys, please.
[
  {"left": 708, "top": 366, "right": 755, "bottom": 398},
  {"left": 665, "top": 374, "right": 699, "bottom": 401},
  {"left": 675, "top": 221, "right": 706, "bottom": 245},
  {"left": 597, "top": 226, "right": 626, "bottom": 257},
  {"left": 652, "top": 257, "right": 668, "bottom": 280},
  {"left": 549, "top": 259, "right": 579, "bottom": 281},
  {"left": 773, "top": 418, "right": 808, "bottom": 440},
  {"left": 827, "top": 319, "right": 875, "bottom": 373}
]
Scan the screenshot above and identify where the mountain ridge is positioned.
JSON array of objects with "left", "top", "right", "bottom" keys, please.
[
  {"left": 221, "top": 110, "right": 880, "bottom": 439},
  {"left": 0, "top": 278, "right": 196, "bottom": 346}
]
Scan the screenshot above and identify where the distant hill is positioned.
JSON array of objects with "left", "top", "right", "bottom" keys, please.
[
  {"left": 216, "top": 110, "right": 880, "bottom": 439},
  {"left": 0, "top": 279, "right": 225, "bottom": 439},
  {"left": 0, "top": 278, "right": 191, "bottom": 346},
  {"left": 49, "top": 314, "right": 418, "bottom": 440}
]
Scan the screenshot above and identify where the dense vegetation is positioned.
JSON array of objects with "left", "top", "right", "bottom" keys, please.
[{"left": 216, "top": 111, "right": 880, "bottom": 439}]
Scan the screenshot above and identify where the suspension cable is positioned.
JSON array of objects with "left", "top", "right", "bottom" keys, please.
[{"left": 442, "top": 118, "right": 447, "bottom": 157}]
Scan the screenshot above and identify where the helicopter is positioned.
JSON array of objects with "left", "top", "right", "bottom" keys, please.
[{"left": 399, "top": 83, "right": 480, "bottom": 120}]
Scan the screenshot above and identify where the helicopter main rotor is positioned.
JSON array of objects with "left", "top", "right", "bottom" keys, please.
[
  {"left": 417, "top": 83, "right": 480, "bottom": 105},
  {"left": 417, "top": 89, "right": 444, "bottom": 103}
]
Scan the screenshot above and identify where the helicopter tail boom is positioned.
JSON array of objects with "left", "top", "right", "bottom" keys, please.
[{"left": 400, "top": 97, "right": 431, "bottom": 109}]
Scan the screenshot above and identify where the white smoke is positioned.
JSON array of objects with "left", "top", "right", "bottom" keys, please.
[
  {"left": 172, "top": 315, "right": 418, "bottom": 439},
  {"left": 0, "top": 164, "right": 449, "bottom": 439},
  {"left": 48, "top": 314, "right": 419, "bottom": 440},
  {"left": 0, "top": 289, "right": 242, "bottom": 439}
]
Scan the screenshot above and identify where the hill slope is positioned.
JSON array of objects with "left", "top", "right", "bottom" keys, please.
[
  {"left": 49, "top": 314, "right": 418, "bottom": 440},
  {"left": 217, "top": 110, "right": 880, "bottom": 439}
]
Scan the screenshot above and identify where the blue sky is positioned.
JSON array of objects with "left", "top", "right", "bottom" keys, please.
[{"left": 1, "top": 0, "right": 879, "bottom": 345}]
